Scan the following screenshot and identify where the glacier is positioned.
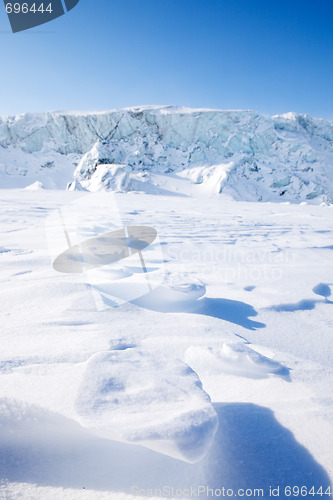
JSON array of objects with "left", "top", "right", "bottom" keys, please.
[{"left": 0, "top": 106, "right": 332, "bottom": 203}]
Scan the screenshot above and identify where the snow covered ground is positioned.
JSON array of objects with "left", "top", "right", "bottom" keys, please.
[{"left": 0, "top": 187, "right": 332, "bottom": 499}]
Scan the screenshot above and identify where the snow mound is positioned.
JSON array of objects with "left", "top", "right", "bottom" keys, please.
[
  {"left": 73, "top": 142, "right": 132, "bottom": 192},
  {"left": 179, "top": 162, "right": 236, "bottom": 194},
  {"left": 133, "top": 275, "right": 206, "bottom": 311},
  {"left": 80, "top": 164, "right": 131, "bottom": 193},
  {"left": 75, "top": 349, "right": 218, "bottom": 463},
  {"left": 184, "top": 342, "right": 290, "bottom": 380},
  {"left": 24, "top": 181, "right": 44, "bottom": 190}
]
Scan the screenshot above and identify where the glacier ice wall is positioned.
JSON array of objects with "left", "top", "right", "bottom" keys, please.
[{"left": 0, "top": 106, "right": 332, "bottom": 203}]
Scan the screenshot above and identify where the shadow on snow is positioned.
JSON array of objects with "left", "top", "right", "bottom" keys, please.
[{"left": 0, "top": 400, "right": 331, "bottom": 498}]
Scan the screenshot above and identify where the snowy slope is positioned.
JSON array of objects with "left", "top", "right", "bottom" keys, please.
[{"left": 0, "top": 106, "right": 332, "bottom": 203}]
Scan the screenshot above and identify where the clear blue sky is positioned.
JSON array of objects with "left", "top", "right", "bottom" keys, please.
[{"left": 0, "top": 0, "right": 332, "bottom": 118}]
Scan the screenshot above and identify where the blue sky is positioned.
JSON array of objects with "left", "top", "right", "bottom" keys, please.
[{"left": 0, "top": 0, "right": 332, "bottom": 118}]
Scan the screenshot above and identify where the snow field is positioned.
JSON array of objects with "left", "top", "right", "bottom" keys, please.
[{"left": 0, "top": 189, "right": 332, "bottom": 498}]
